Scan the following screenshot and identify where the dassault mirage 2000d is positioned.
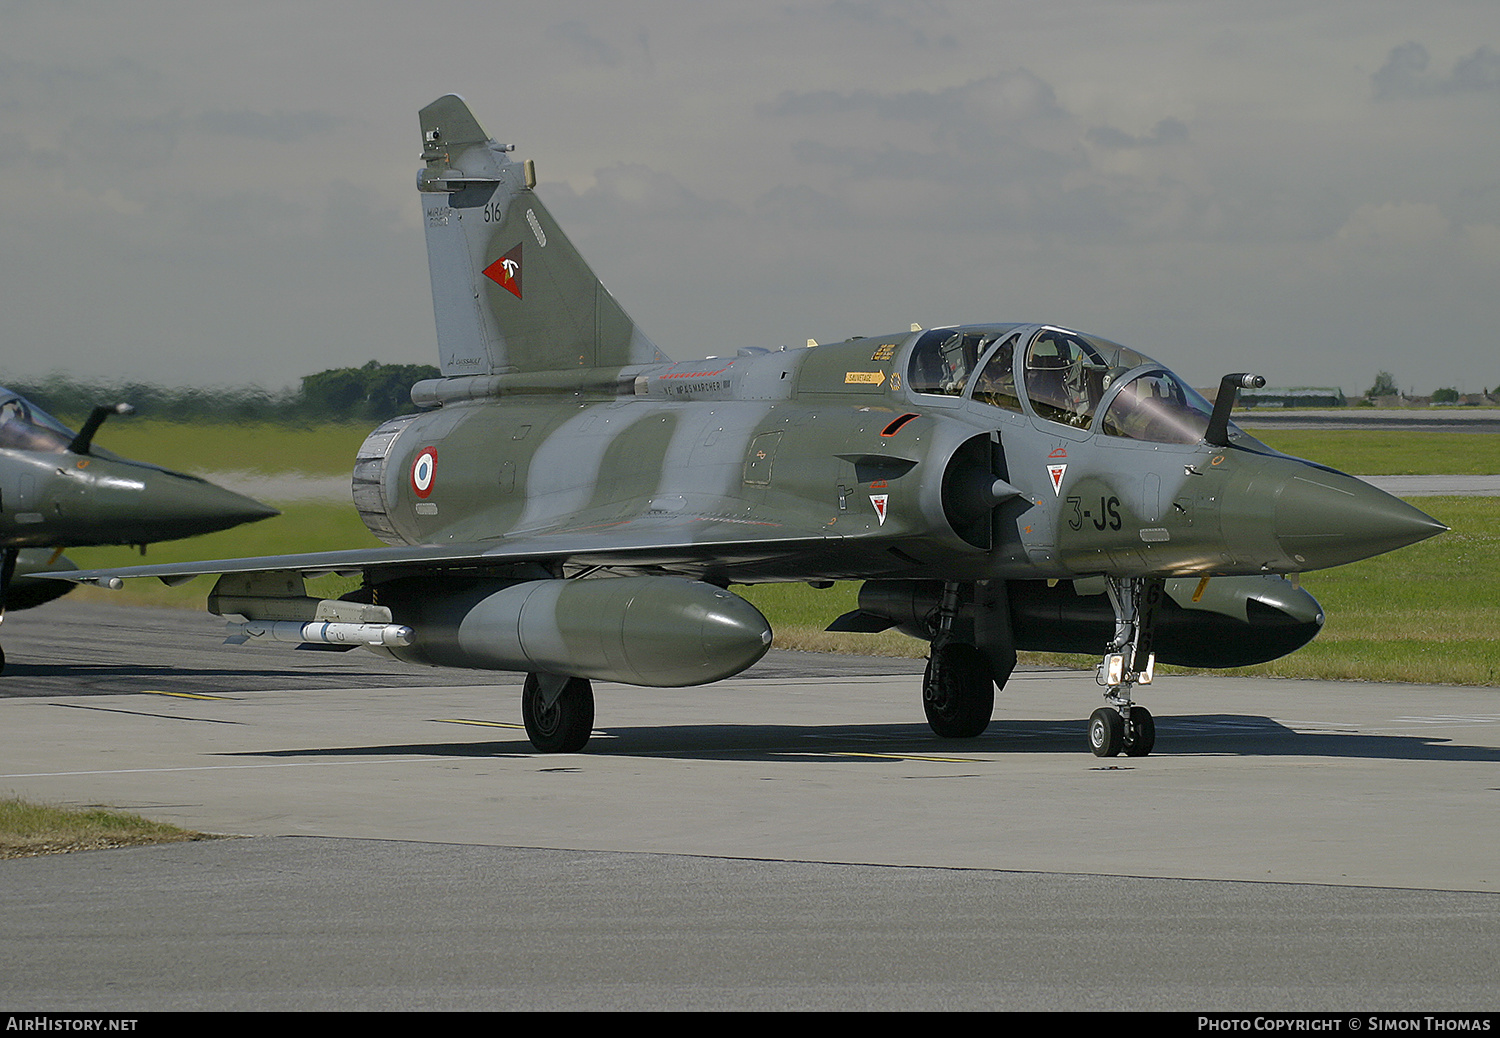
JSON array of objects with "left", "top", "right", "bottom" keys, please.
[
  {"left": 59, "top": 95, "right": 1446, "bottom": 756},
  {"left": 1, "top": 387, "right": 278, "bottom": 672}
]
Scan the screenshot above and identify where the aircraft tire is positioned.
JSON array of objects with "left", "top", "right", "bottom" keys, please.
[
  {"left": 1088, "top": 707, "right": 1125, "bottom": 757},
  {"left": 522, "top": 674, "right": 594, "bottom": 753},
  {"left": 1123, "top": 705, "right": 1155, "bottom": 757},
  {"left": 922, "top": 642, "right": 993, "bottom": 738}
]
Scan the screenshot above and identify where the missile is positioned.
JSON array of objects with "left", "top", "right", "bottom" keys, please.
[{"left": 225, "top": 619, "right": 414, "bottom": 648}]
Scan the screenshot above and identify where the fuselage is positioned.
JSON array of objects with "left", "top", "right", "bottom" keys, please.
[{"left": 352, "top": 323, "right": 1444, "bottom": 586}]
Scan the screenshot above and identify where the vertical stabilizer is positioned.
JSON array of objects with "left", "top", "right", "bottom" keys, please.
[{"left": 417, "top": 95, "right": 666, "bottom": 376}]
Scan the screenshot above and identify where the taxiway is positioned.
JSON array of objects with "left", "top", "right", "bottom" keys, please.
[{"left": 1, "top": 602, "right": 1495, "bottom": 1010}]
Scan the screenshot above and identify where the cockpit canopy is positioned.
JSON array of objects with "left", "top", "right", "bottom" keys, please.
[
  {"left": 0, "top": 390, "right": 77, "bottom": 453},
  {"left": 907, "top": 326, "right": 1227, "bottom": 445}
]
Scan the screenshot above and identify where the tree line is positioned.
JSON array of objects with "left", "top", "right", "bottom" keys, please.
[
  {"left": 9, "top": 361, "right": 441, "bottom": 424},
  {"left": 1366, "top": 371, "right": 1490, "bottom": 404}
]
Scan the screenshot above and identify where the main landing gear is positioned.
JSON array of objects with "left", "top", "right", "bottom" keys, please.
[
  {"left": 1089, "top": 575, "right": 1163, "bottom": 758},
  {"left": 0, "top": 547, "right": 15, "bottom": 676},
  {"left": 521, "top": 672, "right": 595, "bottom": 753},
  {"left": 920, "top": 580, "right": 1009, "bottom": 739},
  {"left": 923, "top": 641, "right": 994, "bottom": 738}
]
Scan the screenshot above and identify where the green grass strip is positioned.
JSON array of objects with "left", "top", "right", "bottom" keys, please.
[{"left": 0, "top": 797, "right": 211, "bottom": 858}]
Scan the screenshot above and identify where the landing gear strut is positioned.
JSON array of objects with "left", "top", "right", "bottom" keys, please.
[
  {"left": 1089, "top": 576, "right": 1163, "bottom": 758},
  {"left": 521, "top": 672, "right": 594, "bottom": 753},
  {"left": 0, "top": 547, "right": 15, "bottom": 675}
]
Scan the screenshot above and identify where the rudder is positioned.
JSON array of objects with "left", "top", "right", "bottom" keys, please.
[{"left": 417, "top": 94, "right": 666, "bottom": 376}]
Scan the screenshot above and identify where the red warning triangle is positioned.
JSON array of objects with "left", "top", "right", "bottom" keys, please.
[
  {"left": 483, "top": 243, "right": 523, "bottom": 299},
  {"left": 1048, "top": 464, "right": 1067, "bottom": 495}
]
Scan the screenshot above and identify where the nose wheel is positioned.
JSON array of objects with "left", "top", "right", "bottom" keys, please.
[{"left": 1089, "top": 704, "right": 1155, "bottom": 758}]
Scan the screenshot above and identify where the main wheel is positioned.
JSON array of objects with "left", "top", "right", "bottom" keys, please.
[
  {"left": 1123, "top": 705, "right": 1156, "bottom": 757},
  {"left": 1088, "top": 707, "right": 1125, "bottom": 757},
  {"left": 922, "top": 642, "right": 994, "bottom": 738},
  {"left": 522, "top": 674, "right": 594, "bottom": 753}
]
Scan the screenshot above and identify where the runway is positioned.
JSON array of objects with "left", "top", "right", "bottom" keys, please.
[
  {"left": 0, "top": 601, "right": 1496, "bottom": 1010},
  {"left": 1242, "top": 408, "right": 1500, "bottom": 434}
]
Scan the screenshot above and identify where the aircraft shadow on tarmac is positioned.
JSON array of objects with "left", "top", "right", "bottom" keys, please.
[
  {"left": 219, "top": 714, "right": 1500, "bottom": 765},
  {"left": 0, "top": 658, "right": 517, "bottom": 696},
  {"left": 0, "top": 660, "right": 317, "bottom": 695}
]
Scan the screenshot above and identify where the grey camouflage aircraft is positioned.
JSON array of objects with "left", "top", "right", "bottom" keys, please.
[
  {"left": 0, "top": 388, "right": 277, "bottom": 671},
  {"left": 59, "top": 95, "right": 1446, "bottom": 756}
]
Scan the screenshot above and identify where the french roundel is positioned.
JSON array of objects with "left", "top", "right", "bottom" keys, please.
[{"left": 411, "top": 447, "right": 438, "bottom": 499}]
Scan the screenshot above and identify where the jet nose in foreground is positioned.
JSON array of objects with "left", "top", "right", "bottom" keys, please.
[
  {"left": 163, "top": 477, "right": 281, "bottom": 536},
  {"left": 1271, "top": 466, "right": 1447, "bottom": 571},
  {"left": 115, "top": 468, "right": 280, "bottom": 542}
]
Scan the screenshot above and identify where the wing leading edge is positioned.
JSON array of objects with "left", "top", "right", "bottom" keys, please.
[{"left": 51, "top": 517, "right": 843, "bottom": 587}]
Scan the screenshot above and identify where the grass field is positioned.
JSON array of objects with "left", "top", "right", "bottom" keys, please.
[
  {"left": 0, "top": 797, "right": 208, "bottom": 858},
  {"left": 1240, "top": 428, "right": 1500, "bottom": 475},
  {"left": 52, "top": 418, "right": 1500, "bottom": 686},
  {"left": 75, "top": 418, "right": 373, "bottom": 477}
]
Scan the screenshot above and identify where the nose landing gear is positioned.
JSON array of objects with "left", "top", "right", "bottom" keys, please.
[{"left": 1090, "top": 576, "right": 1163, "bottom": 758}]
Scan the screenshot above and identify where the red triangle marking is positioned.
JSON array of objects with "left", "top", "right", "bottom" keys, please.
[{"left": 483, "top": 243, "right": 523, "bottom": 299}]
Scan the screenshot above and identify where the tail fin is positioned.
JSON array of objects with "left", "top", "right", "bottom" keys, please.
[{"left": 416, "top": 94, "right": 667, "bottom": 376}]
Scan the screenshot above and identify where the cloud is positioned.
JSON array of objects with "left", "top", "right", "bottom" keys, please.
[
  {"left": 548, "top": 162, "right": 737, "bottom": 223},
  {"left": 819, "top": 0, "right": 959, "bottom": 51},
  {"left": 194, "top": 109, "right": 341, "bottom": 143},
  {"left": 1453, "top": 46, "right": 1500, "bottom": 93},
  {"left": 1373, "top": 42, "right": 1500, "bottom": 100},
  {"left": 1085, "top": 118, "right": 1189, "bottom": 150},
  {"left": 1336, "top": 200, "right": 1451, "bottom": 250},
  {"left": 752, "top": 183, "right": 855, "bottom": 228},
  {"left": 767, "top": 70, "right": 1067, "bottom": 131},
  {"left": 544, "top": 19, "right": 652, "bottom": 71},
  {"left": 763, "top": 71, "right": 1207, "bottom": 241},
  {"left": 0, "top": 50, "right": 161, "bottom": 113}
]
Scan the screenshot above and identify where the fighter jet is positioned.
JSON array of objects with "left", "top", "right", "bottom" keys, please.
[
  {"left": 57, "top": 95, "right": 1446, "bottom": 756},
  {"left": 0, "top": 387, "right": 278, "bottom": 671}
]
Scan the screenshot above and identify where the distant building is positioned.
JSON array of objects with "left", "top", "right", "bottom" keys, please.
[{"left": 1234, "top": 386, "right": 1348, "bottom": 408}]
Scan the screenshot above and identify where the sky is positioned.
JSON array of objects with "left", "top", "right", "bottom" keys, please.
[{"left": 2, "top": 1, "right": 1497, "bottom": 397}]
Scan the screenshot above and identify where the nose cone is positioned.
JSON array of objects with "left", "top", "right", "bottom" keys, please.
[
  {"left": 1219, "top": 455, "right": 1447, "bottom": 574},
  {"left": 1273, "top": 468, "right": 1447, "bottom": 570},
  {"left": 89, "top": 464, "right": 279, "bottom": 544},
  {"left": 152, "top": 474, "right": 281, "bottom": 538}
]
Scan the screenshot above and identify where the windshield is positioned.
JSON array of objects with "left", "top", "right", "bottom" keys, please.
[
  {"left": 1099, "top": 369, "right": 1219, "bottom": 444},
  {"left": 0, "top": 390, "right": 76, "bottom": 453}
]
